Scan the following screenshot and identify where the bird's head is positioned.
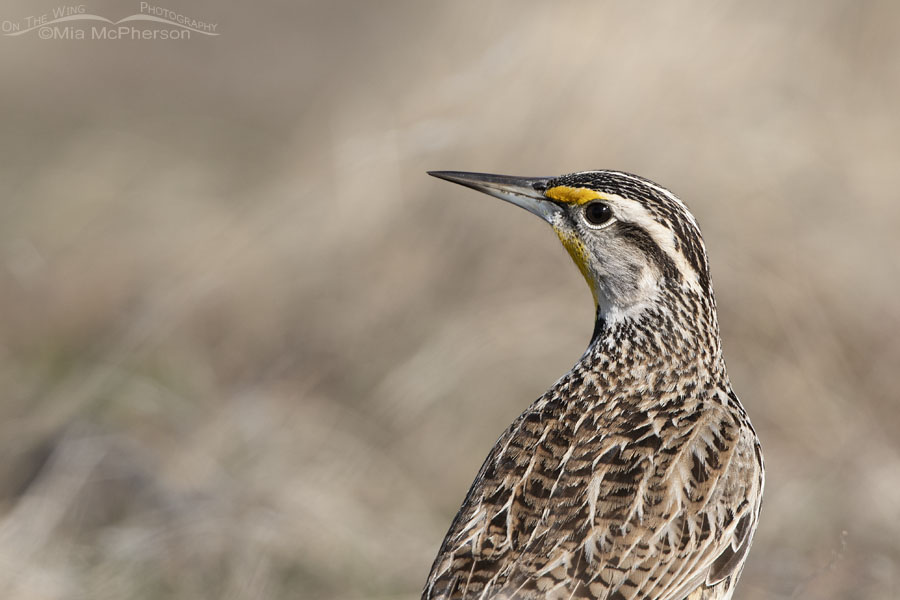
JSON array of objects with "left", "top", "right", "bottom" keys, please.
[{"left": 429, "top": 170, "right": 714, "bottom": 327}]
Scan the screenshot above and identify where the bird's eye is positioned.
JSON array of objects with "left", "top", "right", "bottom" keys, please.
[{"left": 584, "top": 202, "right": 613, "bottom": 227}]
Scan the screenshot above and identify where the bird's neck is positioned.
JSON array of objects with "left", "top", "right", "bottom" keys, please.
[{"left": 586, "top": 286, "right": 728, "bottom": 389}]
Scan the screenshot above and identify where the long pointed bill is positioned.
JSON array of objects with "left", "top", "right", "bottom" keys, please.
[{"left": 428, "top": 171, "right": 562, "bottom": 223}]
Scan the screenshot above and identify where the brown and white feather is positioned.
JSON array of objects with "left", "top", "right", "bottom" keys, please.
[{"left": 423, "top": 171, "right": 764, "bottom": 600}]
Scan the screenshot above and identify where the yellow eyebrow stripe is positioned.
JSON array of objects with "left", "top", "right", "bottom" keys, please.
[{"left": 545, "top": 186, "right": 605, "bottom": 205}]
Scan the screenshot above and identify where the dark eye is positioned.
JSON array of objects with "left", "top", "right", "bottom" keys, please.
[{"left": 584, "top": 202, "right": 613, "bottom": 226}]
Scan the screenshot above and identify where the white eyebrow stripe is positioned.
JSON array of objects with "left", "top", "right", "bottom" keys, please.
[
  {"left": 603, "top": 170, "right": 701, "bottom": 231},
  {"left": 606, "top": 194, "right": 701, "bottom": 289}
]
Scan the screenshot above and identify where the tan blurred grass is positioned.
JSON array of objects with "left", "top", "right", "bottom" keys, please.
[{"left": 0, "top": 1, "right": 899, "bottom": 598}]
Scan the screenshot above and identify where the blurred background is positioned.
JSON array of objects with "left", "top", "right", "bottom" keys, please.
[{"left": 1, "top": 1, "right": 898, "bottom": 598}]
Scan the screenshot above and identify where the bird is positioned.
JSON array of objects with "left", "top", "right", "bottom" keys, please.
[{"left": 422, "top": 170, "right": 764, "bottom": 600}]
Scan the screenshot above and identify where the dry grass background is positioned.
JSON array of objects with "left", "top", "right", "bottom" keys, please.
[{"left": 0, "top": 1, "right": 898, "bottom": 598}]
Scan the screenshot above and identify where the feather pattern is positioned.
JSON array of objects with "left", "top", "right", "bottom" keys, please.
[{"left": 423, "top": 171, "right": 764, "bottom": 600}]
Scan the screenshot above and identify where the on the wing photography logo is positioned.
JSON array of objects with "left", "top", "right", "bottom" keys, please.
[{"left": 2, "top": 3, "right": 218, "bottom": 40}]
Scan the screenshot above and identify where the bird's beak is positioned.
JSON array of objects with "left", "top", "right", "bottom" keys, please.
[{"left": 428, "top": 171, "right": 562, "bottom": 223}]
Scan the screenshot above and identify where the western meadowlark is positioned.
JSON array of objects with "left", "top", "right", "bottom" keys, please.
[{"left": 422, "top": 170, "right": 764, "bottom": 600}]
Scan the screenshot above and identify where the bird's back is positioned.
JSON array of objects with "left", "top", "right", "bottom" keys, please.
[{"left": 423, "top": 347, "right": 763, "bottom": 600}]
